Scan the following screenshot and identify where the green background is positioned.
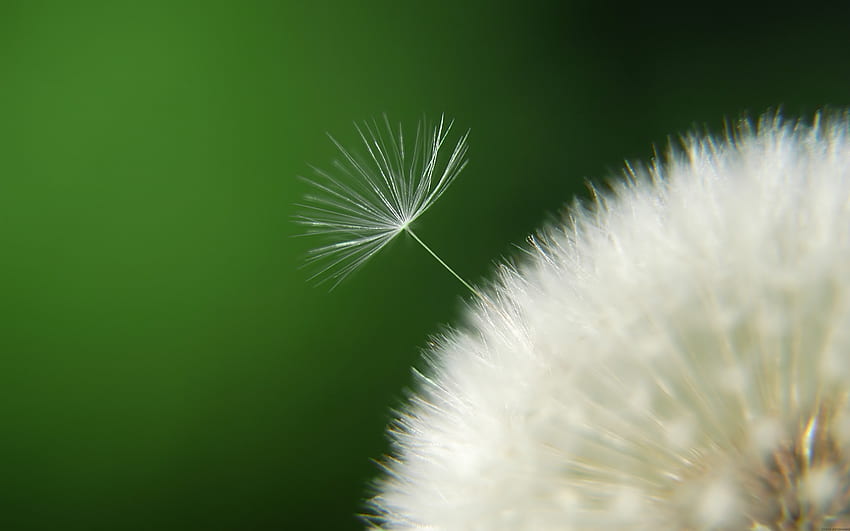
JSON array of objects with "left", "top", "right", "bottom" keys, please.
[{"left": 1, "top": 1, "right": 848, "bottom": 529}]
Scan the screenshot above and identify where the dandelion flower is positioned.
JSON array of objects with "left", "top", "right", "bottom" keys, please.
[
  {"left": 367, "top": 112, "right": 850, "bottom": 529},
  {"left": 296, "top": 115, "right": 470, "bottom": 289}
]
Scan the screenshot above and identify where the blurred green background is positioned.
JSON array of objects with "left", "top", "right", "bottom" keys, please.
[{"left": 1, "top": 1, "right": 848, "bottom": 529}]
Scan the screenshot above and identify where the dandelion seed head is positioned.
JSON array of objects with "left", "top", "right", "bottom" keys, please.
[
  {"left": 296, "top": 115, "right": 469, "bottom": 287},
  {"left": 367, "top": 112, "right": 850, "bottom": 529}
]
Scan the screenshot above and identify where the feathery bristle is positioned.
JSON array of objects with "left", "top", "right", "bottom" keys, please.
[{"left": 296, "top": 115, "right": 469, "bottom": 288}]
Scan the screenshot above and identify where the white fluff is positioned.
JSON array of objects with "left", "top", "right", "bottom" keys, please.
[
  {"left": 367, "top": 113, "right": 850, "bottom": 530},
  {"left": 296, "top": 116, "right": 468, "bottom": 288}
]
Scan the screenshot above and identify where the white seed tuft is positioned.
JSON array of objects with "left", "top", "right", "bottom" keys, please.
[{"left": 296, "top": 115, "right": 469, "bottom": 288}]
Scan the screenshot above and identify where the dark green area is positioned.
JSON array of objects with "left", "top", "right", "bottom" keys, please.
[{"left": 0, "top": 1, "right": 848, "bottom": 529}]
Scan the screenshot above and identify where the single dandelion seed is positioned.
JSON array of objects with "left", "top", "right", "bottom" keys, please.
[
  {"left": 365, "top": 111, "right": 850, "bottom": 530},
  {"left": 296, "top": 115, "right": 478, "bottom": 294}
]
